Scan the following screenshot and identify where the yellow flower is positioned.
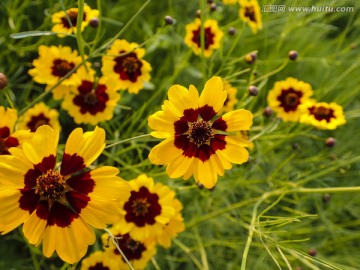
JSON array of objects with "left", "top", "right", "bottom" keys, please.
[
  {"left": 0, "top": 125, "right": 131, "bottom": 264},
  {"left": 61, "top": 68, "right": 120, "bottom": 125},
  {"left": 17, "top": 102, "right": 61, "bottom": 132},
  {"left": 80, "top": 251, "right": 120, "bottom": 270},
  {"left": 0, "top": 106, "right": 32, "bottom": 155},
  {"left": 51, "top": 5, "right": 99, "bottom": 37},
  {"left": 102, "top": 224, "right": 156, "bottom": 270},
  {"left": 300, "top": 101, "right": 346, "bottom": 130},
  {"left": 239, "top": 0, "right": 262, "bottom": 33},
  {"left": 218, "top": 79, "right": 238, "bottom": 114},
  {"left": 115, "top": 174, "right": 181, "bottom": 241},
  {"left": 148, "top": 76, "right": 253, "bottom": 189},
  {"left": 184, "top": 18, "right": 224, "bottom": 58},
  {"left": 101, "top": 39, "right": 152, "bottom": 94},
  {"left": 28, "top": 45, "right": 92, "bottom": 95},
  {"left": 267, "top": 77, "right": 313, "bottom": 122}
]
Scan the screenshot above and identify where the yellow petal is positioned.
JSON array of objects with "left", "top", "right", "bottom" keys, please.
[
  {"left": 22, "top": 125, "right": 59, "bottom": 165},
  {"left": 199, "top": 76, "right": 227, "bottom": 113},
  {"left": 23, "top": 211, "right": 47, "bottom": 245},
  {"left": 194, "top": 159, "right": 218, "bottom": 189},
  {"left": 167, "top": 84, "right": 199, "bottom": 113},
  {"left": 148, "top": 138, "right": 182, "bottom": 165},
  {"left": 64, "top": 127, "right": 105, "bottom": 166},
  {"left": 221, "top": 109, "right": 253, "bottom": 131},
  {"left": 216, "top": 140, "right": 249, "bottom": 164},
  {"left": 166, "top": 154, "right": 195, "bottom": 179},
  {"left": 0, "top": 189, "right": 29, "bottom": 233}
]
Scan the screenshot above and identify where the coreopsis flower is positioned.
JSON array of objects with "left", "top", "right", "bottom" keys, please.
[
  {"left": 80, "top": 251, "right": 119, "bottom": 270},
  {"left": 218, "top": 79, "right": 238, "bottom": 114},
  {"left": 148, "top": 76, "right": 253, "bottom": 189},
  {"left": 61, "top": 68, "right": 120, "bottom": 125},
  {"left": 239, "top": 0, "right": 262, "bottom": 33},
  {"left": 102, "top": 224, "right": 156, "bottom": 270},
  {"left": 184, "top": 18, "right": 223, "bottom": 57},
  {"left": 17, "top": 102, "right": 61, "bottom": 132},
  {"left": 300, "top": 101, "right": 346, "bottom": 130},
  {"left": 0, "top": 125, "right": 131, "bottom": 264},
  {"left": 267, "top": 77, "right": 313, "bottom": 122},
  {"left": 115, "top": 174, "right": 180, "bottom": 241},
  {"left": 101, "top": 39, "right": 152, "bottom": 94},
  {"left": 0, "top": 106, "right": 32, "bottom": 155},
  {"left": 28, "top": 45, "right": 92, "bottom": 98},
  {"left": 51, "top": 5, "right": 99, "bottom": 37}
]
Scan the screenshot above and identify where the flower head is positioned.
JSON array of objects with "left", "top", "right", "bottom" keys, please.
[
  {"left": 80, "top": 251, "right": 119, "bottom": 270},
  {"left": 28, "top": 45, "right": 92, "bottom": 93},
  {"left": 300, "top": 101, "right": 346, "bottom": 130},
  {"left": 148, "top": 76, "right": 253, "bottom": 189},
  {"left": 61, "top": 68, "right": 120, "bottom": 125},
  {"left": 0, "top": 125, "right": 131, "bottom": 264},
  {"left": 267, "top": 77, "right": 313, "bottom": 122},
  {"left": 17, "top": 102, "right": 61, "bottom": 132},
  {"left": 102, "top": 224, "right": 156, "bottom": 270},
  {"left": 101, "top": 39, "right": 152, "bottom": 94},
  {"left": 185, "top": 18, "right": 223, "bottom": 57},
  {"left": 51, "top": 5, "right": 99, "bottom": 37},
  {"left": 115, "top": 174, "right": 181, "bottom": 241},
  {"left": 239, "top": 0, "right": 262, "bottom": 33},
  {"left": 0, "top": 106, "right": 32, "bottom": 155}
]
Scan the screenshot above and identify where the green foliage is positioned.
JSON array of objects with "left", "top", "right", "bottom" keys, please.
[{"left": 1, "top": 0, "right": 360, "bottom": 269}]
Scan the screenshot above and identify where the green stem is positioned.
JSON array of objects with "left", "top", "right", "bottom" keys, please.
[
  {"left": 252, "top": 60, "right": 289, "bottom": 84},
  {"left": 104, "top": 134, "right": 151, "bottom": 149},
  {"left": 76, "top": 0, "right": 87, "bottom": 71}
]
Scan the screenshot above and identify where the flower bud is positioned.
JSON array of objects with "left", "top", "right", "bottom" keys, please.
[
  {"left": 228, "top": 27, "right": 236, "bottom": 36},
  {"left": 244, "top": 52, "right": 257, "bottom": 64},
  {"left": 308, "top": 249, "right": 317, "bottom": 257},
  {"left": 263, "top": 107, "right": 273, "bottom": 117},
  {"left": 325, "top": 137, "right": 336, "bottom": 147},
  {"left": 288, "top": 50, "right": 298, "bottom": 61},
  {"left": 248, "top": 85, "right": 259, "bottom": 96},
  {"left": 210, "top": 3, "right": 217, "bottom": 12},
  {"left": 89, "top": 17, "right": 99, "bottom": 28},
  {"left": 0, "top": 73, "right": 8, "bottom": 90},
  {"left": 164, "top": 15, "right": 175, "bottom": 25}
]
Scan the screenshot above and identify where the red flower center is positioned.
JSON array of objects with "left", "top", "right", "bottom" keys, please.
[
  {"left": 244, "top": 6, "right": 256, "bottom": 22},
  {"left": 188, "top": 119, "right": 213, "bottom": 146},
  {"left": 73, "top": 80, "right": 109, "bottom": 115},
  {"left": 51, "top": 59, "right": 75, "bottom": 77},
  {"left": 0, "top": 126, "right": 19, "bottom": 155},
  {"left": 113, "top": 233, "right": 146, "bottom": 261},
  {"left": 27, "top": 114, "right": 50, "bottom": 132},
  {"left": 309, "top": 106, "right": 335, "bottom": 122},
  {"left": 277, "top": 88, "right": 303, "bottom": 112},
  {"left": 124, "top": 186, "right": 161, "bottom": 227},
  {"left": 191, "top": 27, "right": 215, "bottom": 49},
  {"left": 35, "top": 169, "right": 67, "bottom": 201},
  {"left": 114, "top": 51, "right": 143, "bottom": 82},
  {"left": 60, "top": 10, "right": 86, "bottom": 29}
]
